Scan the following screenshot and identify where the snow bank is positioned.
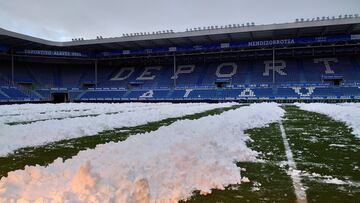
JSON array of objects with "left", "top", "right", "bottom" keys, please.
[
  {"left": 0, "top": 103, "right": 170, "bottom": 125},
  {"left": 296, "top": 103, "right": 360, "bottom": 139},
  {"left": 0, "top": 103, "right": 233, "bottom": 156},
  {"left": 0, "top": 103, "right": 284, "bottom": 203},
  {"left": 0, "top": 103, "right": 106, "bottom": 117}
]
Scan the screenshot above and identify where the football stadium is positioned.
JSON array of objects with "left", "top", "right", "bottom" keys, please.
[
  {"left": 1, "top": 17, "right": 360, "bottom": 102},
  {"left": 0, "top": 1, "right": 360, "bottom": 202}
]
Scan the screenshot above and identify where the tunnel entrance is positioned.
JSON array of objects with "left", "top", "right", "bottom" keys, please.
[{"left": 51, "top": 93, "right": 68, "bottom": 103}]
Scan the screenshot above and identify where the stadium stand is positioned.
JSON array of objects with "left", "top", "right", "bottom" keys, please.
[{"left": 1, "top": 17, "right": 360, "bottom": 103}]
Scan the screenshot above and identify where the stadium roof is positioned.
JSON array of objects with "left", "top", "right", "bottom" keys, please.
[{"left": 1, "top": 17, "right": 360, "bottom": 52}]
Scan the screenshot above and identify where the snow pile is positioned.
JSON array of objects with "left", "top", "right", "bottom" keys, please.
[
  {"left": 0, "top": 103, "right": 233, "bottom": 156},
  {"left": 0, "top": 103, "right": 284, "bottom": 203},
  {"left": 0, "top": 102, "right": 107, "bottom": 117},
  {"left": 296, "top": 103, "right": 360, "bottom": 139},
  {"left": 0, "top": 103, "right": 163, "bottom": 125}
]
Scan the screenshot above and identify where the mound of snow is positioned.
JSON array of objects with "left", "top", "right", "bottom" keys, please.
[
  {"left": 0, "top": 103, "right": 284, "bottom": 203},
  {"left": 0, "top": 103, "right": 233, "bottom": 156},
  {"left": 296, "top": 103, "right": 360, "bottom": 139},
  {"left": 0, "top": 103, "right": 162, "bottom": 125}
]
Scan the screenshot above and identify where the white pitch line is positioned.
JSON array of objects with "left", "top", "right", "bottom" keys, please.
[{"left": 279, "top": 121, "right": 308, "bottom": 203}]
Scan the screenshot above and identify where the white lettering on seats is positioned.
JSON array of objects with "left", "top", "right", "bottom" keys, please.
[
  {"left": 171, "top": 65, "right": 195, "bottom": 79},
  {"left": 239, "top": 88, "right": 255, "bottom": 97},
  {"left": 292, "top": 87, "right": 315, "bottom": 97},
  {"left": 137, "top": 67, "right": 162, "bottom": 80},
  {"left": 110, "top": 67, "right": 135, "bottom": 81},
  {"left": 140, "top": 90, "right": 154, "bottom": 98},
  {"left": 263, "top": 60, "right": 287, "bottom": 76},
  {"left": 216, "top": 63, "right": 237, "bottom": 78},
  {"left": 314, "top": 58, "right": 337, "bottom": 74},
  {"left": 183, "top": 89, "right": 193, "bottom": 98}
]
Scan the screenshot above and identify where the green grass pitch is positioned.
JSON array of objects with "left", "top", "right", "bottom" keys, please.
[{"left": 1, "top": 104, "right": 359, "bottom": 203}]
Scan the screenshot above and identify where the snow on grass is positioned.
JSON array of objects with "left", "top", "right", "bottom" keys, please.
[
  {"left": 0, "top": 103, "right": 100, "bottom": 117},
  {"left": 300, "top": 172, "right": 360, "bottom": 187},
  {"left": 0, "top": 103, "right": 284, "bottom": 203},
  {"left": 0, "top": 103, "right": 170, "bottom": 125},
  {"left": 296, "top": 103, "right": 360, "bottom": 139},
  {"left": 0, "top": 103, "right": 233, "bottom": 156}
]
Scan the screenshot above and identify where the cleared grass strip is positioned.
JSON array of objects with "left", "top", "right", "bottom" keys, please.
[
  {"left": 184, "top": 123, "right": 297, "bottom": 203},
  {"left": 282, "top": 105, "right": 360, "bottom": 203},
  {"left": 0, "top": 105, "right": 242, "bottom": 178}
]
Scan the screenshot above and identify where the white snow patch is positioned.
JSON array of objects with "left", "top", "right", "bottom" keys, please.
[
  {"left": 300, "top": 172, "right": 360, "bottom": 187},
  {"left": 241, "top": 177, "right": 250, "bottom": 183},
  {"left": 0, "top": 103, "right": 233, "bottom": 156},
  {"left": 0, "top": 103, "right": 284, "bottom": 203},
  {"left": 329, "top": 144, "right": 347, "bottom": 148},
  {"left": 296, "top": 103, "right": 360, "bottom": 139},
  {"left": 0, "top": 103, "right": 158, "bottom": 125},
  {"left": 323, "top": 178, "right": 347, "bottom": 185}
]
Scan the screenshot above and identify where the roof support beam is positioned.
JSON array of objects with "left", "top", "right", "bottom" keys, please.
[
  {"left": 249, "top": 32, "right": 254, "bottom": 41},
  {"left": 146, "top": 40, "right": 159, "bottom": 47},
  {"left": 185, "top": 37, "right": 195, "bottom": 45},
  {"left": 130, "top": 41, "right": 143, "bottom": 49},
  {"left": 271, "top": 30, "right": 276, "bottom": 39},
  {"left": 321, "top": 26, "right": 329, "bottom": 36},
  {"left": 296, "top": 28, "right": 301, "bottom": 38},
  {"left": 10, "top": 41, "right": 39, "bottom": 49},
  {"left": 346, "top": 24, "right": 355, "bottom": 34},
  {"left": 227, "top": 34, "right": 234, "bottom": 42},
  {"left": 166, "top": 38, "right": 176, "bottom": 47},
  {"left": 205, "top": 35, "right": 214, "bottom": 43}
]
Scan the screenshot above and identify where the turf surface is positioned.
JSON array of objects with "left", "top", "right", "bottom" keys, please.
[
  {"left": 184, "top": 123, "right": 297, "bottom": 203},
  {"left": 185, "top": 105, "right": 360, "bottom": 203},
  {"left": 282, "top": 105, "right": 360, "bottom": 203},
  {"left": 0, "top": 105, "right": 242, "bottom": 178},
  {"left": 1, "top": 104, "right": 359, "bottom": 203}
]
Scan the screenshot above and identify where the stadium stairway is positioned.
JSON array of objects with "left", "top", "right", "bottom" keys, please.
[
  {"left": 165, "top": 89, "right": 174, "bottom": 99},
  {"left": 66, "top": 90, "right": 84, "bottom": 101},
  {"left": 0, "top": 71, "right": 42, "bottom": 102},
  {"left": 0, "top": 89, "right": 10, "bottom": 99},
  {"left": 0, "top": 72, "right": 11, "bottom": 86},
  {"left": 272, "top": 86, "right": 279, "bottom": 96},
  {"left": 196, "top": 65, "right": 209, "bottom": 85},
  {"left": 121, "top": 90, "right": 132, "bottom": 98},
  {"left": 30, "top": 90, "right": 45, "bottom": 100},
  {"left": 297, "top": 59, "right": 307, "bottom": 84},
  {"left": 73, "top": 90, "right": 88, "bottom": 101},
  {"left": 25, "top": 66, "right": 40, "bottom": 86},
  {"left": 35, "top": 89, "right": 51, "bottom": 100}
]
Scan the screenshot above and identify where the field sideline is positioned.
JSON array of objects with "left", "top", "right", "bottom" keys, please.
[{"left": 0, "top": 103, "right": 359, "bottom": 202}]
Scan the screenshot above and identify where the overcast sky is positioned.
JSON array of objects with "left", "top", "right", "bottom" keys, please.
[{"left": 0, "top": 0, "right": 360, "bottom": 41}]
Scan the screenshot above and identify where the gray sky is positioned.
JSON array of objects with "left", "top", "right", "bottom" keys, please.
[{"left": 0, "top": 0, "right": 360, "bottom": 41}]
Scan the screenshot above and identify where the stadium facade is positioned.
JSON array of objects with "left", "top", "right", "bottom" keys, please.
[{"left": 0, "top": 16, "right": 360, "bottom": 103}]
